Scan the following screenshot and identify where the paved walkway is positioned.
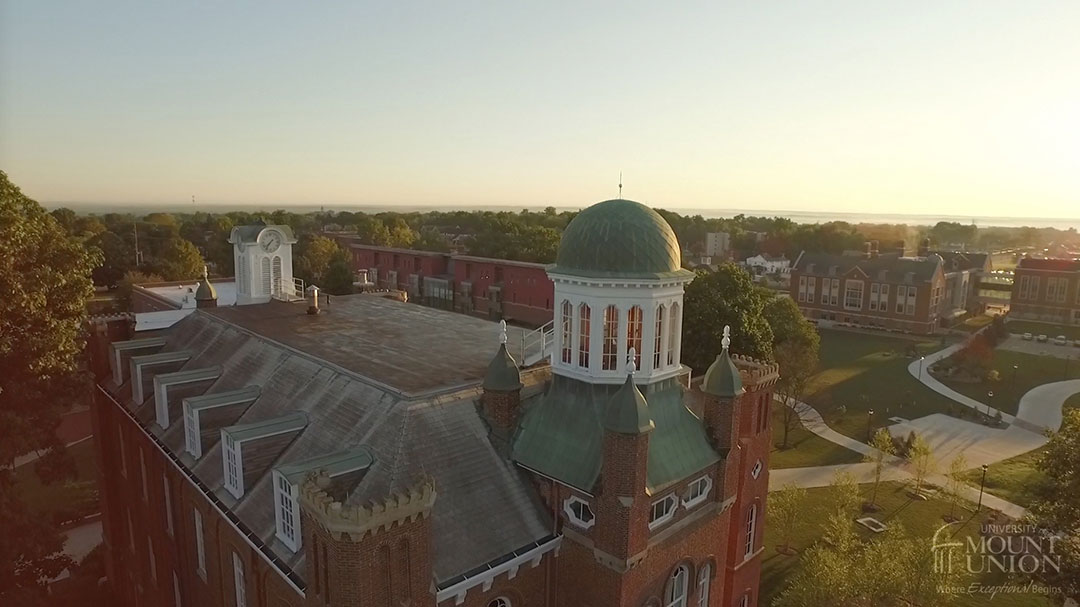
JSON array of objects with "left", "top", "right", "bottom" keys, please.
[{"left": 905, "top": 342, "right": 1017, "bottom": 424}]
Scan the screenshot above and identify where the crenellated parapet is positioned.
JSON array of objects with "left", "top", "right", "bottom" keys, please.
[
  {"left": 732, "top": 354, "right": 780, "bottom": 391},
  {"left": 299, "top": 471, "right": 436, "bottom": 541}
]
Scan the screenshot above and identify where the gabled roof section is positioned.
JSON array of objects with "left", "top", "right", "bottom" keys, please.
[
  {"left": 276, "top": 447, "right": 374, "bottom": 485},
  {"left": 184, "top": 386, "right": 262, "bottom": 413},
  {"left": 603, "top": 375, "right": 654, "bottom": 435},
  {"left": 223, "top": 411, "right": 309, "bottom": 443},
  {"left": 228, "top": 222, "right": 297, "bottom": 245},
  {"left": 793, "top": 251, "right": 941, "bottom": 283}
]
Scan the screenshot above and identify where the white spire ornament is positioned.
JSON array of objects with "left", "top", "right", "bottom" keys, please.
[
  {"left": 627, "top": 347, "right": 637, "bottom": 376},
  {"left": 499, "top": 319, "right": 508, "bottom": 345},
  {"left": 721, "top": 325, "right": 731, "bottom": 351}
]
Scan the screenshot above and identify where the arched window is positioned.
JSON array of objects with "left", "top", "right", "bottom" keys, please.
[
  {"left": 560, "top": 300, "right": 573, "bottom": 364},
  {"left": 696, "top": 563, "right": 710, "bottom": 607},
  {"left": 744, "top": 505, "right": 757, "bottom": 558},
  {"left": 665, "top": 565, "right": 689, "bottom": 607},
  {"left": 577, "top": 303, "right": 591, "bottom": 368},
  {"left": 626, "top": 306, "right": 642, "bottom": 369},
  {"left": 272, "top": 255, "right": 283, "bottom": 295},
  {"left": 260, "top": 257, "right": 272, "bottom": 296},
  {"left": 667, "top": 303, "right": 680, "bottom": 366},
  {"left": 653, "top": 304, "right": 665, "bottom": 369},
  {"left": 602, "top": 305, "right": 619, "bottom": 370},
  {"left": 488, "top": 598, "right": 511, "bottom": 607},
  {"left": 238, "top": 256, "right": 249, "bottom": 295}
]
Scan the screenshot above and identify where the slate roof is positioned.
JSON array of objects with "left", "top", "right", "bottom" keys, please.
[
  {"left": 551, "top": 199, "right": 696, "bottom": 281},
  {"left": 793, "top": 251, "right": 942, "bottom": 283},
  {"left": 932, "top": 250, "right": 990, "bottom": 273},
  {"left": 102, "top": 298, "right": 552, "bottom": 586},
  {"left": 1017, "top": 257, "right": 1080, "bottom": 272},
  {"left": 513, "top": 374, "right": 719, "bottom": 493}
]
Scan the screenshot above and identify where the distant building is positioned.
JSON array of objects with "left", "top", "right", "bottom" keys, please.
[
  {"left": 1009, "top": 257, "right": 1080, "bottom": 326},
  {"left": 704, "top": 231, "right": 730, "bottom": 259},
  {"left": 88, "top": 200, "right": 777, "bottom": 607},
  {"left": 744, "top": 254, "right": 790, "bottom": 276}
]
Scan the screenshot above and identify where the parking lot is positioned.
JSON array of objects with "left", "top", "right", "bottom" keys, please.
[{"left": 1000, "top": 334, "right": 1080, "bottom": 359}]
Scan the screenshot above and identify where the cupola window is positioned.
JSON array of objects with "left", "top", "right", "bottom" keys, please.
[
  {"left": 563, "top": 495, "right": 595, "bottom": 529},
  {"left": 626, "top": 306, "right": 643, "bottom": 370},
  {"left": 602, "top": 305, "right": 620, "bottom": 370},
  {"left": 577, "top": 303, "right": 591, "bottom": 368},
  {"left": 560, "top": 300, "right": 573, "bottom": 364},
  {"left": 666, "top": 303, "right": 680, "bottom": 367},
  {"left": 653, "top": 304, "right": 665, "bottom": 369}
]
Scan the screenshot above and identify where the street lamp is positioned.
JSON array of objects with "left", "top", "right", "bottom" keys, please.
[
  {"left": 987, "top": 390, "right": 994, "bottom": 419},
  {"left": 1011, "top": 364, "right": 1019, "bottom": 389},
  {"left": 919, "top": 356, "right": 926, "bottom": 380},
  {"left": 978, "top": 464, "right": 989, "bottom": 511},
  {"left": 867, "top": 409, "right": 875, "bottom": 443}
]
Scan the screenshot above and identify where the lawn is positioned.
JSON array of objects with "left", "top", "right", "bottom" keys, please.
[
  {"left": 760, "top": 480, "right": 1056, "bottom": 607},
  {"left": 769, "top": 404, "right": 863, "bottom": 469},
  {"left": 956, "top": 314, "right": 995, "bottom": 333},
  {"left": 13, "top": 438, "right": 100, "bottom": 525},
  {"left": 1006, "top": 319, "right": 1080, "bottom": 341},
  {"left": 939, "top": 349, "right": 1080, "bottom": 416},
  {"left": 802, "top": 329, "right": 960, "bottom": 442}
]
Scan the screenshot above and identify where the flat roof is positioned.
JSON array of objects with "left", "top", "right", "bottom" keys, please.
[
  {"left": 143, "top": 279, "right": 239, "bottom": 308},
  {"left": 202, "top": 294, "right": 527, "bottom": 398}
]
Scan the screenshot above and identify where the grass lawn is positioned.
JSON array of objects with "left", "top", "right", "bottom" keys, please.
[
  {"left": 761, "top": 481, "right": 1056, "bottom": 607},
  {"left": 769, "top": 404, "right": 863, "bottom": 469},
  {"left": 13, "top": 438, "right": 100, "bottom": 524},
  {"left": 1006, "top": 319, "right": 1080, "bottom": 341},
  {"left": 802, "top": 329, "right": 960, "bottom": 442},
  {"left": 939, "top": 349, "right": 1080, "bottom": 416},
  {"left": 957, "top": 314, "right": 995, "bottom": 333}
]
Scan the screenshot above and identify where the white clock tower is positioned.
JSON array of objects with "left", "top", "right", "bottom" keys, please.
[{"left": 228, "top": 222, "right": 298, "bottom": 305}]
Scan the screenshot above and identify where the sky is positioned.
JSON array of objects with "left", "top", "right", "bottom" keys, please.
[{"left": 1, "top": 1, "right": 1079, "bottom": 218}]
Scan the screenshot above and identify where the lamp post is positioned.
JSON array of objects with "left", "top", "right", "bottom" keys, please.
[
  {"left": 987, "top": 390, "right": 994, "bottom": 420},
  {"left": 867, "top": 409, "right": 875, "bottom": 443},
  {"left": 978, "top": 464, "right": 989, "bottom": 511},
  {"left": 1011, "top": 364, "right": 1019, "bottom": 390},
  {"left": 919, "top": 356, "right": 926, "bottom": 380}
]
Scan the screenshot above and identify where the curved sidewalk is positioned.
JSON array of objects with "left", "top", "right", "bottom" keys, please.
[{"left": 905, "top": 343, "right": 1017, "bottom": 425}]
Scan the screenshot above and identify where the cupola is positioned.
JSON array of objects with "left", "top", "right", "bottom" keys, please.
[
  {"left": 482, "top": 320, "right": 523, "bottom": 392},
  {"left": 702, "top": 326, "right": 743, "bottom": 398},
  {"left": 194, "top": 266, "right": 217, "bottom": 309},
  {"left": 602, "top": 349, "right": 654, "bottom": 435}
]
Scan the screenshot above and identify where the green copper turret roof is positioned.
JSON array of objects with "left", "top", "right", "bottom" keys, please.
[
  {"left": 702, "top": 326, "right": 743, "bottom": 398},
  {"left": 603, "top": 374, "right": 655, "bottom": 435},
  {"left": 195, "top": 267, "right": 217, "bottom": 301},
  {"left": 551, "top": 199, "right": 695, "bottom": 280},
  {"left": 483, "top": 322, "right": 522, "bottom": 392}
]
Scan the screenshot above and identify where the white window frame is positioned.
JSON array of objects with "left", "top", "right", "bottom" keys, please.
[
  {"left": 744, "top": 505, "right": 758, "bottom": 558},
  {"left": 681, "top": 475, "right": 713, "bottom": 509},
  {"left": 223, "top": 432, "right": 244, "bottom": 499},
  {"left": 562, "top": 495, "right": 595, "bottom": 530},
  {"left": 906, "top": 287, "right": 917, "bottom": 315},
  {"left": 183, "top": 403, "right": 201, "bottom": 459},
  {"left": 751, "top": 459, "right": 763, "bottom": 479},
  {"left": 843, "top": 279, "right": 864, "bottom": 311},
  {"left": 273, "top": 471, "right": 302, "bottom": 552},
  {"left": 869, "top": 282, "right": 879, "bottom": 311},
  {"left": 665, "top": 565, "right": 689, "bottom": 607},
  {"left": 697, "top": 563, "right": 711, "bottom": 607},
  {"left": 140, "top": 448, "right": 149, "bottom": 502},
  {"left": 649, "top": 494, "right": 678, "bottom": 530},
  {"left": 798, "top": 276, "right": 807, "bottom": 302},
  {"left": 830, "top": 278, "right": 840, "bottom": 306},
  {"left": 653, "top": 304, "right": 665, "bottom": 370},
  {"left": 880, "top": 283, "right": 889, "bottom": 310},
  {"left": 667, "top": 303, "right": 679, "bottom": 367},
  {"left": 193, "top": 508, "right": 206, "bottom": 579},
  {"left": 577, "top": 303, "right": 591, "bottom": 369},
  {"left": 163, "top": 477, "right": 174, "bottom": 536},
  {"left": 807, "top": 277, "right": 815, "bottom": 302},
  {"left": 233, "top": 552, "right": 246, "bottom": 607},
  {"left": 896, "top": 285, "right": 907, "bottom": 313},
  {"left": 560, "top": 300, "right": 573, "bottom": 365}
]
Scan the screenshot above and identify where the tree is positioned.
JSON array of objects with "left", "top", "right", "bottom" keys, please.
[
  {"left": 87, "top": 230, "right": 132, "bottom": 286},
  {"left": 773, "top": 338, "right": 819, "bottom": 449},
  {"left": 768, "top": 483, "right": 807, "bottom": 554},
  {"left": 151, "top": 237, "right": 204, "bottom": 280},
  {"left": 908, "top": 434, "right": 935, "bottom": 498},
  {"left": 322, "top": 257, "right": 355, "bottom": 296},
  {"left": 943, "top": 454, "right": 968, "bottom": 522},
  {"left": 828, "top": 470, "right": 861, "bottom": 519},
  {"left": 681, "top": 264, "right": 773, "bottom": 373},
  {"left": 1030, "top": 408, "right": 1080, "bottom": 599},
  {"left": 763, "top": 296, "right": 820, "bottom": 352},
  {"left": 295, "top": 235, "right": 343, "bottom": 287},
  {"left": 115, "top": 270, "right": 164, "bottom": 312},
  {"left": 864, "top": 428, "right": 897, "bottom": 510},
  {"left": 413, "top": 227, "right": 451, "bottom": 253},
  {"left": 0, "top": 171, "right": 99, "bottom": 602}
]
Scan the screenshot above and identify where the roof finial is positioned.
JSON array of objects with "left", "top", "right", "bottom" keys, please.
[
  {"left": 721, "top": 325, "right": 731, "bottom": 351},
  {"left": 618, "top": 171, "right": 623, "bottom": 199},
  {"left": 499, "top": 319, "right": 507, "bottom": 345},
  {"left": 202, "top": 265, "right": 209, "bottom": 280},
  {"left": 627, "top": 347, "right": 637, "bottom": 376}
]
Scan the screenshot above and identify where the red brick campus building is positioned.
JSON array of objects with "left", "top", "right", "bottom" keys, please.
[{"left": 89, "top": 200, "right": 777, "bottom": 607}]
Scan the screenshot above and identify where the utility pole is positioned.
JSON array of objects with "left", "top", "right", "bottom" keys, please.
[{"left": 133, "top": 221, "right": 141, "bottom": 267}]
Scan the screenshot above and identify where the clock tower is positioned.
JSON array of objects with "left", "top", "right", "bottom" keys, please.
[{"left": 229, "top": 222, "right": 298, "bottom": 305}]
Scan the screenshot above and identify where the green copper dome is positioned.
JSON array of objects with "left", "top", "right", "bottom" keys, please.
[
  {"left": 483, "top": 343, "right": 523, "bottom": 392},
  {"left": 552, "top": 199, "right": 692, "bottom": 280},
  {"left": 702, "top": 350, "right": 743, "bottom": 398},
  {"left": 195, "top": 267, "right": 217, "bottom": 301},
  {"left": 603, "top": 374, "right": 654, "bottom": 435}
]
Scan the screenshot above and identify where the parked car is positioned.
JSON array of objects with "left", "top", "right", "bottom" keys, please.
[
  {"left": 1022, "top": 333, "right": 1033, "bottom": 341},
  {"left": 1037, "top": 334, "right": 1048, "bottom": 343},
  {"left": 1074, "top": 339, "right": 1080, "bottom": 348},
  {"left": 1055, "top": 335, "right": 1068, "bottom": 346}
]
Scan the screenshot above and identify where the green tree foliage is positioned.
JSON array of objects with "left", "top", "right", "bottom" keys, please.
[
  {"left": 0, "top": 171, "right": 99, "bottom": 601},
  {"left": 151, "top": 237, "right": 205, "bottom": 280},
  {"left": 465, "top": 216, "right": 561, "bottom": 262},
  {"left": 766, "top": 296, "right": 821, "bottom": 449},
  {"left": 294, "top": 235, "right": 344, "bottom": 287},
  {"left": 943, "top": 454, "right": 968, "bottom": 522},
  {"left": 87, "top": 230, "right": 132, "bottom": 286},
  {"left": 828, "top": 470, "right": 861, "bottom": 519},
  {"left": 116, "top": 270, "right": 164, "bottom": 312},
  {"left": 768, "top": 483, "right": 807, "bottom": 554},
  {"left": 1031, "top": 408, "right": 1080, "bottom": 598},
  {"left": 908, "top": 434, "right": 935, "bottom": 497},
  {"left": 864, "top": 428, "right": 897, "bottom": 509},
  {"left": 413, "top": 227, "right": 451, "bottom": 253},
  {"left": 680, "top": 264, "right": 773, "bottom": 373},
  {"left": 322, "top": 258, "right": 356, "bottom": 296}
]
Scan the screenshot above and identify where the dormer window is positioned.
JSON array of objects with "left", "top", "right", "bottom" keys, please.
[
  {"left": 751, "top": 460, "right": 763, "bottom": 479},
  {"left": 649, "top": 494, "right": 677, "bottom": 530},
  {"left": 184, "top": 403, "right": 201, "bottom": 458},
  {"left": 682, "top": 475, "right": 713, "bottom": 509},
  {"left": 563, "top": 496, "right": 595, "bottom": 529},
  {"left": 223, "top": 433, "right": 243, "bottom": 499},
  {"left": 273, "top": 471, "right": 301, "bottom": 551}
]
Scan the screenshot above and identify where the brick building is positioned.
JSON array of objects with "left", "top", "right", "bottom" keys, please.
[
  {"left": 1009, "top": 257, "right": 1080, "bottom": 326},
  {"left": 338, "top": 241, "right": 555, "bottom": 327},
  {"left": 89, "top": 201, "right": 776, "bottom": 607}
]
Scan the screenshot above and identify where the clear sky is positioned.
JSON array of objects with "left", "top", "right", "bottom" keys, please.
[{"left": 1, "top": 1, "right": 1078, "bottom": 217}]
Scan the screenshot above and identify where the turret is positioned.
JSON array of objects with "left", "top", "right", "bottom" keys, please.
[
  {"left": 700, "top": 326, "right": 744, "bottom": 450},
  {"left": 481, "top": 320, "right": 523, "bottom": 434},
  {"left": 194, "top": 266, "right": 218, "bottom": 309}
]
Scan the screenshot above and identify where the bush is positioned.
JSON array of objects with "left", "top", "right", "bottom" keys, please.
[{"left": 987, "top": 369, "right": 1001, "bottom": 382}]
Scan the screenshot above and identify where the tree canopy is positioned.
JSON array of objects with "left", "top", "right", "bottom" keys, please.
[{"left": 681, "top": 264, "right": 773, "bottom": 373}]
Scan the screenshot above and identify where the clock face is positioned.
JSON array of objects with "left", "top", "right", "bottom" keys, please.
[{"left": 260, "top": 230, "right": 282, "bottom": 253}]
